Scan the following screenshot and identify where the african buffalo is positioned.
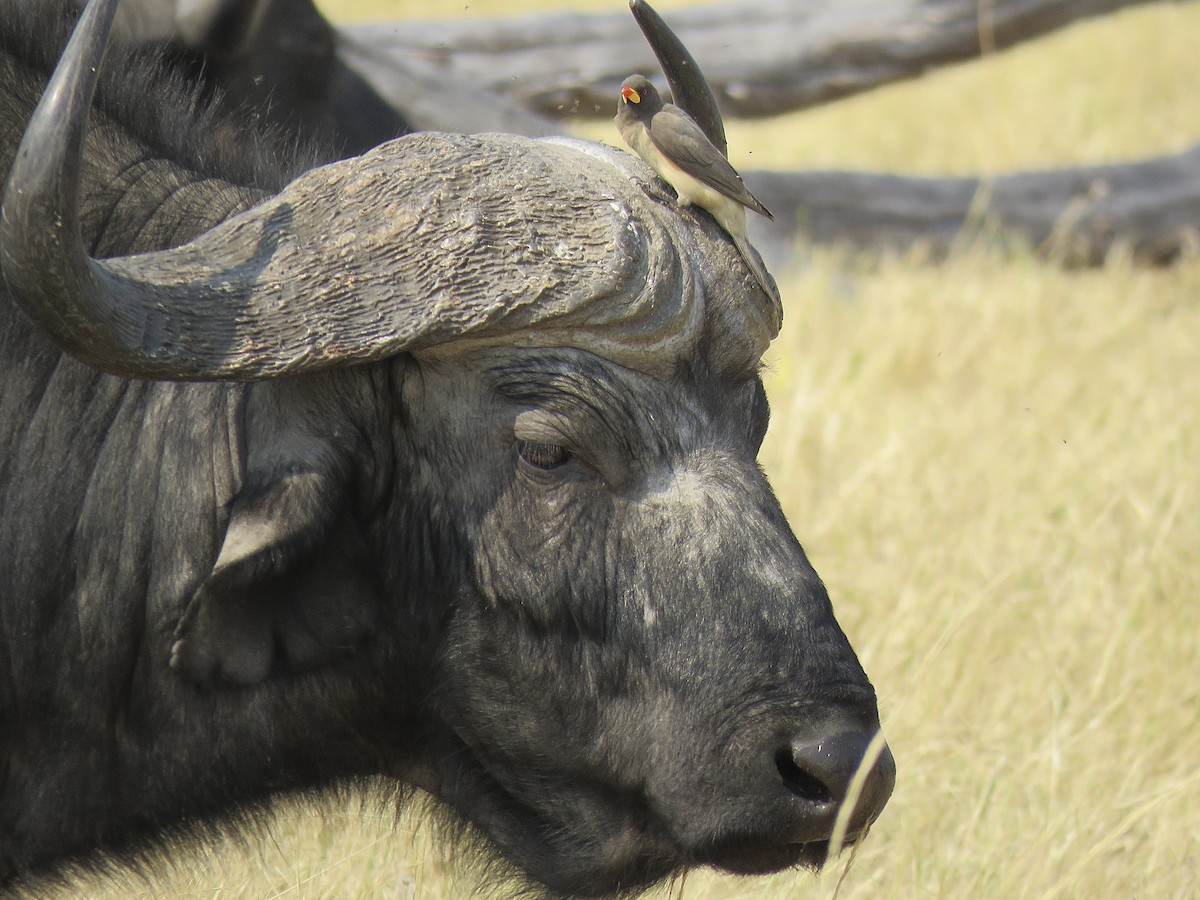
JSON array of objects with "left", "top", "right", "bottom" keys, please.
[{"left": 0, "top": 0, "right": 895, "bottom": 895}]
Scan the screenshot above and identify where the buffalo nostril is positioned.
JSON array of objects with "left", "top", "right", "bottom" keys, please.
[
  {"left": 783, "top": 731, "right": 896, "bottom": 824},
  {"left": 774, "top": 746, "right": 834, "bottom": 804},
  {"left": 698, "top": 730, "right": 895, "bottom": 871}
]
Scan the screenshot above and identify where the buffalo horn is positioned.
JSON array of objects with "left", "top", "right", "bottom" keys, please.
[
  {"left": 1, "top": 0, "right": 710, "bottom": 381},
  {"left": 629, "top": 0, "right": 727, "bottom": 159}
]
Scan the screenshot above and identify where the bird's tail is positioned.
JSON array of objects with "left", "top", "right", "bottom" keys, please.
[{"left": 733, "top": 234, "right": 782, "bottom": 317}]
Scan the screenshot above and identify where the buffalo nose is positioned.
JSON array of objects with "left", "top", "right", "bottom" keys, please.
[
  {"left": 776, "top": 730, "right": 896, "bottom": 835},
  {"left": 696, "top": 724, "right": 896, "bottom": 875}
]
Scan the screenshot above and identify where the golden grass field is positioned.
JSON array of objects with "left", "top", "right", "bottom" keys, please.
[{"left": 49, "top": 1, "right": 1200, "bottom": 897}]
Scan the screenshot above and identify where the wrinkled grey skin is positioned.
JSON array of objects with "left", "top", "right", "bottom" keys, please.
[{"left": 0, "top": 1, "right": 893, "bottom": 896}]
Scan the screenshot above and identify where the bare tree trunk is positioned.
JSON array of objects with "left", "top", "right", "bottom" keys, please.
[
  {"left": 346, "top": 0, "right": 1165, "bottom": 120},
  {"left": 745, "top": 145, "right": 1200, "bottom": 265}
]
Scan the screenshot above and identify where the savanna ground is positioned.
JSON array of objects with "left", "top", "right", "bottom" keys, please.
[{"left": 52, "top": 1, "right": 1200, "bottom": 897}]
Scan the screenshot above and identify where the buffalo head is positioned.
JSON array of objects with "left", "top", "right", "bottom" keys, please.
[{"left": 0, "top": 0, "right": 893, "bottom": 894}]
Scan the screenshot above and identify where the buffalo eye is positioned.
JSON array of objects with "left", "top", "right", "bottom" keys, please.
[{"left": 517, "top": 440, "right": 570, "bottom": 470}]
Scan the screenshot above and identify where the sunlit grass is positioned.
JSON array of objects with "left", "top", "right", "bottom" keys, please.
[
  {"left": 755, "top": 247, "right": 1200, "bottom": 900},
  {"left": 50, "top": 1, "right": 1200, "bottom": 898}
]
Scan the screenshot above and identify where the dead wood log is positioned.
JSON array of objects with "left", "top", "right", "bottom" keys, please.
[
  {"left": 344, "top": 0, "right": 1165, "bottom": 120},
  {"left": 744, "top": 145, "right": 1200, "bottom": 265}
]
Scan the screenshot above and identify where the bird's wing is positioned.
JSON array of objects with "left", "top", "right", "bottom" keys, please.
[{"left": 648, "top": 106, "right": 774, "bottom": 220}]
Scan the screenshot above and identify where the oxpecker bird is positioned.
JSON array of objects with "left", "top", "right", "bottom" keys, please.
[{"left": 615, "top": 73, "right": 778, "bottom": 305}]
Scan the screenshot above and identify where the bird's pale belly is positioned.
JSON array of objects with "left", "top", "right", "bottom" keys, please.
[{"left": 665, "top": 164, "right": 748, "bottom": 240}]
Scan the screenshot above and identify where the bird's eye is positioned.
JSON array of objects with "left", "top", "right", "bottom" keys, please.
[{"left": 517, "top": 441, "right": 570, "bottom": 470}]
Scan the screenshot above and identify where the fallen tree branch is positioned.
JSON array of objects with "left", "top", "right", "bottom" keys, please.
[
  {"left": 345, "top": 0, "right": 1165, "bottom": 119},
  {"left": 744, "top": 144, "right": 1200, "bottom": 265}
]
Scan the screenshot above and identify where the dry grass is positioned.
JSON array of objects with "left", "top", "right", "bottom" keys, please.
[
  {"left": 756, "top": 247, "right": 1200, "bottom": 900},
  {"left": 50, "top": 1, "right": 1200, "bottom": 897}
]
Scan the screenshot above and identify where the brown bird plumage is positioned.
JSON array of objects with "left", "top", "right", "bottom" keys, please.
[{"left": 615, "top": 74, "right": 778, "bottom": 305}]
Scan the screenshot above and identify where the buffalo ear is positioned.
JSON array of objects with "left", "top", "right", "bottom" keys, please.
[{"left": 170, "top": 468, "right": 382, "bottom": 686}]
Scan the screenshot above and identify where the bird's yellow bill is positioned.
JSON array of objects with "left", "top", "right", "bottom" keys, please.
[{"left": 621, "top": 86, "right": 641, "bottom": 104}]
